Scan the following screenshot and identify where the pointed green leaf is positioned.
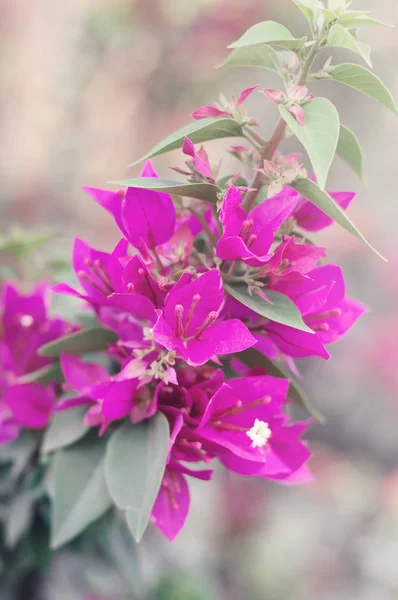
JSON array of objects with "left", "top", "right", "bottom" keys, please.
[
  {"left": 109, "top": 178, "right": 221, "bottom": 203},
  {"left": 327, "top": 24, "right": 372, "bottom": 67},
  {"left": 329, "top": 63, "right": 398, "bottom": 116},
  {"left": 130, "top": 118, "right": 243, "bottom": 166},
  {"left": 289, "top": 178, "right": 385, "bottom": 259},
  {"left": 38, "top": 327, "right": 118, "bottom": 358},
  {"left": 105, "top": 414, "right": 169, "bottom": 542},
  {"left": 339, "top": 12, "right": 392, "bottom": 28},
  {"left": 279, "top": 97, "right": 340, "bottom": 189},
  {"left": 42, "top": 407, "right": 89, "bottom": 454},
  {"left": 292, "top": 0, "right": 319, "bottom": 28},
  {"left": 51, "top": 436, "right": 112, "bottom": 549},
  {"left": 225, "top": 284, "right": 313, "bottom": 333},
  {"left": 228, "top": 21, "right": 307, "bottom": 51},
  {"left": 336, "top": 124, "right": 364, "bottom": 181},
  {"left": 18, "top": 362, "right": 63, "bottom": 385},
  {"left": 238, "top": 348, "right": 324, "bottom": 422},
  {"left": 218, "top": 44, "right": 280, "bottom": 71}
]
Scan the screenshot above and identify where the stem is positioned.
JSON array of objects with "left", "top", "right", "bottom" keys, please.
[
  {"left": 242, "top": 41, "right": 321, "bottom": 212},
  {"left": 244, "top": 128, "right": 267, "bottom": 149},
  {"left": 187, "top": 206, "right": 218, "bottom": 246}
]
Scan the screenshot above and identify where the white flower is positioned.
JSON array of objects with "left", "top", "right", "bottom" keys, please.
[{"left": 246, "top": 419, "right": 272, "bottom": 449}]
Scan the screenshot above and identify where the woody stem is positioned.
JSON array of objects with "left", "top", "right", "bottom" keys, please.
[{"left": 242, "top": 40, "right": 321, "bottom": 212}]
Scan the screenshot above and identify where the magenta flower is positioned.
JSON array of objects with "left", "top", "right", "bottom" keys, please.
[
  {"left": 192, "top": 86, "right": 258, "bottom": 122},
  {"left": 0, "top": 282, "right": 75, "bottom": 444},
  {"left": 83, "top": 161, "right": 176, "bottom": 251},
  {"left": 265, "top": 236, "right": 326, "bottom": 277},
  {"left": 216, "top": 186, "right": 298, "bottom": 267},
  {"left": 152, "top": 269, "right": 256, "bottom": 365},
  {"left": 197, "top": 376, "right": 311, "bottom": 479},
  {"left": 171, "top": 137, "right": 215, "bottom": 183},
  {"left": 263, "top": 264, "right": 367, "bottom": 359}
]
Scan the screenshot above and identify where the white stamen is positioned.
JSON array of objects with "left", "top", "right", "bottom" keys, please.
[
  {"left": 246, "top": 419, "right": 272, "bottom": 449},
  {"left": 20, "top": 314, "right": 34, "bottom": 327}
]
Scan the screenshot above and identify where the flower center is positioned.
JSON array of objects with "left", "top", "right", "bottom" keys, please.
[
  {"left": 174, "top": 294, "right": 218, "bottom": 340},
  {"left": 246, "top": 419, "right": 272, "bottom": 449},
  {"left": 20, "top": 314, "right": 34, "bottom": 327},
  {"left": 78, "top": 258, "right": 114, "bottom": 296}
]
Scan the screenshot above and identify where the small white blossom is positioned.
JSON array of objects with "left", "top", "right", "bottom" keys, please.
[
  {"left": 20, "top": 314, "right": 34, "bottom": 327},
  {"left": 246, "top": 419, "right": 272, "bottom": 449}
]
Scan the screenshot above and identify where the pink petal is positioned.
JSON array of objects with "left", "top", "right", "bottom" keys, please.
[
  {"left": 235, "top": 85, "right": 258, "bottom": 107},
  {"left": 191, "top": 105, "right": 230, "bottom": 120},
  {"left": 261, "top": 88, "right": 286, "bottom": 105},
  {"left": 287, "top": 102, "right": 305, "bottom": 126}
]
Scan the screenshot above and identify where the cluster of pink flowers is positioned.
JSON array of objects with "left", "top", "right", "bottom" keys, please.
[{"left": 35, "top": 134, "right": 361, "bottom": 538}]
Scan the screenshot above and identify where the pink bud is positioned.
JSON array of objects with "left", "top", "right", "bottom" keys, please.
[
  {"left": 262, "top": 160, "right": 281, "bottom": 179},
  {"left": 182, "top": 137, "right": 195, "bottom": 158},
  {"left": 287, "top": 102, "right": 306, "bottom": 126},
  {"left": 192, "top": 105, "right": 230, "bottom": 120},
  {"left": 262, "top": 88, "right": 286, "bottom": 105},
  {"left": 289, "top": 85, "right": 309, "bottom": 103},
  {"left": 235, "top": 85, "right": 258, "bottom": 108}
]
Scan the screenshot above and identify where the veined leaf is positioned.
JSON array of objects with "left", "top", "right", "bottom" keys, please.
[
  {"left": 238, "top": 348, "right": 324, "bottom": 422},
  {"left": 38, "top": 327, "right": 118, "bottom": 358},
  {"left": 42, "top": 407, "right": 89, "bottom": 454},
  {"left": 336, "top": 124, "right": 364, "bottom": 181},
  {"left": 218, "top": 45, "right": 280, "bottom": 72},
  {"left": 18, "top": 363, "right": 63, "bottom": 385},
  {"left": 279, "top": 97, "right": 340, "bottom": 189},
  {"left": 327, "top": 24, "right": 372, "bottom": 67},
  {"left": 130, "top": 118, "right": 243, "bottom": 166},
  {"left": 109, "top": 178, "right": 221, "bottom": 203},
  {"left": 329, "top": 63, "right": 398, "bottom": 116},
  {"left": 105, "top": 414, "right": 169, "bottom": 542},
  {"left": 228, "top": 21, "right": 307, "bottom": 51},
  {"left": 290, "top": 178, "right": 385, "bottom": 259},
  {"left": 225, "top": 284, "right": 313, "bottom": 333},
  {"left": 51, "top": 436, "right": 112, "bottom": 549}
]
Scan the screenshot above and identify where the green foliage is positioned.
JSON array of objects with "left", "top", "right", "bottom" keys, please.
[
  {"left": 290, "top": 178, "right": 385, "bottom": 259},
  {"left": 38, "top": 327, "right": 118, "bottom": 358},
  {"left": 50, "top": 435, "right": 112, "bottom": 549},
  {"left": 0, "top": 227, "right": 55, "bottom": 259},
  {"left": 130, "top": 118, "right": 243, "bottom": 165},
  {"left": 18, "top": 363, "right": 63, "bottom": 385},
  {"left": 109, "top": 178, "right": 221, "bottom": 203},
  {"left": 225, "top": 284, "right": 313, "bottom": 333},
  {"left": 105, "top": 414, "right": 169, "bottom": 542},
  {"left": 228, "top": 21, "right": 307, "bottom": 51},
  {"left": 329, "top": 63, "right": 398, "bottom": 116},
  {"left": 219, "top": 44, "right": 281, "bottom": 72},
  {"left": 336, "top": 125, "right": 364, "bottom": 181},
  {"left": 41, "top": 407, "right": 89, "bottom": 454},
  {"left": 279, "top": 98, "right": 340, "bottom": 189},
  {"left": 327, "top": 24, "right": 372, "bottom": 67}
]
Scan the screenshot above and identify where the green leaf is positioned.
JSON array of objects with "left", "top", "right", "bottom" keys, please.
[
  {"left": 327, "top": 24, "right": 372, "bottom": 67},
  {"left": 329, "top": 63, "right": 398, "bottom": 116},
  {"left": 224, "top": 284, "right": 313, "bottom": 333},
  {"left": 42, "top": 407, "right": 89, "bottom": 454},
  {"left": 279, "top": 97, "right": 340, "bottom": 189},
  {"left": 336, "top": 124, "right": 364, "bottom": 181},
  {"left": 228, "top": 21, "right": 307, "bottom": 51},
  {"left": 109, "top": 178, "right": 221, "bottom": 203},
  {"left": 130, "top": 118, "right": 243, "bottom": 166},
  {"left": 338, "top": 12, "right": 392, "bottom": 28},
  {"left": 105, "top": 414, "right": 169, "bottom": 542},
  {"left": 291, "top": 0, "right": 318, "bottom": 28},
  {"left": 0, "top": 227, "right": 55, "bottom": 258},
  {"left": 18, "top": 363, "right": 63, "bottom": 385},
  {"left": 237, "top": 348, "right": 324, "bottom": 422},
  {"left": 218, "top": 44, "right": 280, "bottom": 71},
  {"left": 51, "top": 436, "right": 112, "bottom": 549},
  {"left": 290, "top": 178, "right": 385, "bottom": 259},
  {"left": 38, "top": 327, "right": 118, "bottom": 358}
]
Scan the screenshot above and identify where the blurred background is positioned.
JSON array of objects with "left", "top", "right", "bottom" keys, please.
[{"left": 1, "top": 0, "right": 398, "bottom": 598}]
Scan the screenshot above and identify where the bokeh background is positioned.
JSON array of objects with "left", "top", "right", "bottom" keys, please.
[{"left": 1, "top": 0, "right": 398, "bottom": 598}]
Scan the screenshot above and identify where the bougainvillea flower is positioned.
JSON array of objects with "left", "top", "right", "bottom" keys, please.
[
  {"left": 192, "top": 86, "right": 258, "bottom": 120},
  {"left": 216, "top": 186, "right": 298, "bottom": 267},
  {"left": 4, "top": 383, "right": 55, "bottom": 429},
  {"left": 264, "top": 265, "right": 367, "bottom": 359},
  {"left": 84, "top": 161, "right": 176, "bottom": 250},
  {"left": 265, "top": 236, "right": 326, "bottom": 277},
  {"left": 151, "top": 461, "right": 213, "bottom": 540},
  {"left": 197, "top": 376, "right": 311, "bottom": 478},
  {"left": 262, "top": 85, "right": 312, "bottom": 126},
  {"left": 171, "top": 137, "right": 215, "bottom": 183},
  {"left": 53, "top": 238, "right": 128, "bottom": 306},
  {"left": 152, "top": 269, "right": 255, "bottom": 365}
]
